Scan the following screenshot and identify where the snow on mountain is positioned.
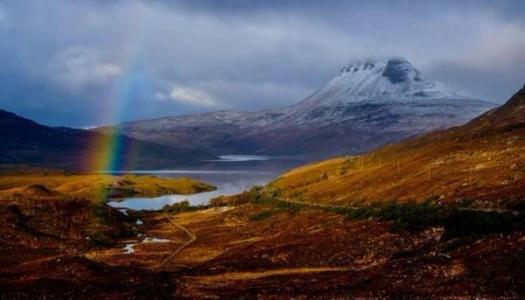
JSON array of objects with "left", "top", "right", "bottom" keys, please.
[
  {"left": 99, "top": 57, "right": 496, "bottom": 159},
  {"left": 276, "top": 57, "right": 493, "bottom": 131},
  {"left": 330, "top": 57, "right": 463, "bottom": 101},
  {"left": 285, "top": 57, "right": 465, "bottom": 115}
]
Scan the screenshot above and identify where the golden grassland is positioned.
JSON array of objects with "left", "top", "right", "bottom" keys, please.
[
  {"left": 0, "top": 173, "right": 215, "bottom": 202},
  {"left": 273, "top": 87, "right": 525, "bottom": 207},
  {"left": 273, "top": 129, "right": 525, "bottom": 206}
]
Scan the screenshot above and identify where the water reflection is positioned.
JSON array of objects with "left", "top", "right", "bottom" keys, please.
[{"left": 108, "top": 155, "right": 304, "bottom": 211}]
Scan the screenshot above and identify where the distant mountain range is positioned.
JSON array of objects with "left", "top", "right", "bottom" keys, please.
[
  {"left": 1, "top": 57, "right": 498, "bottom": 169},
  {"left": 273, "top": 83, "right": 525, "bottom": 206},
  {"left": 0, "top": 109, "right": 210, "bottom": 170},
  {"left": 99, "top": 57, "right": 496, "bottom": 159}
]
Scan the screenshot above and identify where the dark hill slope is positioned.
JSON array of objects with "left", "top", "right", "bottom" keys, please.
[{"left": 0, "top": 109, "right": 210, "bottom": 170}]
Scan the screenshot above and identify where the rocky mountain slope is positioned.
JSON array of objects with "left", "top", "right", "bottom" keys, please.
[
  {"left": 272, "top": 84, "right": 525, "bottom": 207},
  {"left": 100, "top": 57, "right": 495, "bottom": 158},
  {"left": 0, "top": 109, "right": 211, "bottom": 170}
]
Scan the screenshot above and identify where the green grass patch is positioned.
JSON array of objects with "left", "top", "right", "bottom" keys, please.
[
  {"left": 234, "top": 187, "right": 306, "bottom": 221},
  {"left": 213, "top": 185, "right": 525, "bottom": 238},
  {"left": 324, "top": 199, "right": 443, "bottom": 232},
  {"left": 325, "top": 199, "right": 525, "bottom": 237}
]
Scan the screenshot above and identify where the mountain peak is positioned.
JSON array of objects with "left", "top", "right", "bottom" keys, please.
[
  {"left": 340, "top": 57, "right": 422, "bottom": 85},
  {"left": 302, "top": 57, "right": 467, "bottom": 108},
  {"left": 341, "top": 56, "right": 410, "bottom": 71},
  {"left": 382, "top": 57, "right": 421, "bottom": 84}
]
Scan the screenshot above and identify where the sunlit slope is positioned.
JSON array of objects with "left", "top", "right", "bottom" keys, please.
[
  {"left": 0, "top": 173, "right": 215, "bottom": 202},
  {"left": 272, "top": 85, "right": 525, "bottom": 206}
]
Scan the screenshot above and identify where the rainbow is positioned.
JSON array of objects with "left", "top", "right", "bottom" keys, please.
[{"left": 88, "top": 57, "right": 150, "bottom": 173}]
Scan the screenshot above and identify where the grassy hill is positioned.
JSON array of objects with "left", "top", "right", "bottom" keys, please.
[
  {"left": 272, "top": 85, "right": 525, "bottom": 208},
  {"left": 0, "top": 173, "right": 215, "bottom": 203}
]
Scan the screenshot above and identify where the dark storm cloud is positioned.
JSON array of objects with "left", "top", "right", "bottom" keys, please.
[{"left": 0, "top": 0, "right": 523, "bottom": 127}]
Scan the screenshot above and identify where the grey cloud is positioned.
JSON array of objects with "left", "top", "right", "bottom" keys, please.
[{"left": 0, "top": 0, "right": 523, "bottom": 127}]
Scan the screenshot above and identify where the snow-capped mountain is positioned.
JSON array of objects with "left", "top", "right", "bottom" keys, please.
[
  {"left": 97, "top": 57, "right": 496, "bottom": 159},
  {"left": 310, "top": 57, "right": 462, "bottom": 103},
  {"left": 281, "top": 57, "right": 473, "bottom": 126}
]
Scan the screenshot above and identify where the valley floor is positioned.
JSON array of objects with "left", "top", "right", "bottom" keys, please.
[{"left": 1, "top": 194, "right": 524, "bottom": 299}]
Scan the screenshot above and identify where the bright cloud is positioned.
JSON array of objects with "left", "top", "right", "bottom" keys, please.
[{"left": 169, "top": 86, "right": 216, "bottom": 107}]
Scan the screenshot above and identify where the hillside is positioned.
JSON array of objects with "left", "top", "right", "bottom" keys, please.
[
  {"left": 272, "top": 84, "right": 525, "bottom": 207},
  {"left": 0, "top": 173, "right": 215, "bottom": 202},
  {"left": 0, "top": 109, "right": 211, "bottom": 170},
  {"left": 98, "top": 57, "right": 495, "bottom": 159}
]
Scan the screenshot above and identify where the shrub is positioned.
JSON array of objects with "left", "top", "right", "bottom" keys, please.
[
  {"left": 209, "top": 186, "right": 266, "bottom": 207},
  {"left": 161, "top": 200, "right": 206, "bottom": 214},
  {"left": 249, "top": 210, "right": 278, "bottom": 222},
  {"left": 325, "top": 198, "right": 525, "bottom": 237},
  {"left": 325, "top": 200, "right": 444, "bottom": 231},
  {"left": 376, "top": 200, "right": 444, "bottom": 232},
  {"left": 89, "top": 232, "right": 113, "bottom": 247}
]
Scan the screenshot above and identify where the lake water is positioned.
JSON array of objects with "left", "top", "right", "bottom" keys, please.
[{"left": 107, "top": 155, "right": 303, "bottom": 211}]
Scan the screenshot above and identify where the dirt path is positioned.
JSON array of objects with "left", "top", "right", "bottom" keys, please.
[
  {"left": 283, "top": 198, "right": 516, "bottom": 214},
  {"left": 192, "top": 267, "right": 350, "bottom": 283},
  {"left": 153, "top": 213, "right": 196, "bottom": 270},
  {"left": 282, "top": 198, "right": 358, "bottom": 209}
]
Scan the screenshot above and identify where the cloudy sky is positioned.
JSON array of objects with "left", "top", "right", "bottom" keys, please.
[{"left": 0, "top": 0, "right": 524, "bottom": 127}]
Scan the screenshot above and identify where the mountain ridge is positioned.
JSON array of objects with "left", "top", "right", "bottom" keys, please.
[
  {"left": 0, "top": 108, "right": 212, "bottom": 170},
  {"left": 99, "top": 57, "right": 495, "bottom": 159}
]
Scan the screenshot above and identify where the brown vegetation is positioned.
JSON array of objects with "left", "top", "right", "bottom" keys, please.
[
  {"left": 1, "top": 184, "right": 525, "bottom": 298},
  {"left": 272, "top": 86, "right": 525, "bottom": 207}
]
